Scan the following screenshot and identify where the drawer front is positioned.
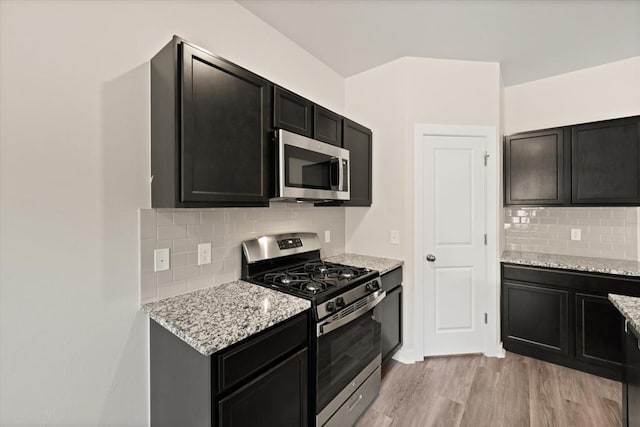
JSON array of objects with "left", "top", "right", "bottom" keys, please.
[
  {"left": 381, "top": 267, "right": 402, "bottom": 293},
  {"left": 217, "top": 312, "right": 308, "bottom": 393},
  {"left": 324, "top": 367, "right": 381, "bottom": 427}
]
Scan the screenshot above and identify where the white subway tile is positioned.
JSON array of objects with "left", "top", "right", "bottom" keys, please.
[{"left": 157, "top": 224, "right": 187, "bottom": 240}]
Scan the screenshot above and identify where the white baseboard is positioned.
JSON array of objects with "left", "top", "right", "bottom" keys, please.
[
  {"left": 483, "top": 344, "right": 506, "bottom": 358},
  {"left": 391, "top": 347, "right": 416, "bottom": 364}
]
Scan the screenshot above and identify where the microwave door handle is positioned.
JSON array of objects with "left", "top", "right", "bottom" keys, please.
[
  {"left": 330, "top": 157, "right": 339, "bottom": 191},
  {"left": 338, "top": 158, "right": 344, "bottom": 192},
  {"left": 317, "top": 291, "right": 386, "bottom": 337}
]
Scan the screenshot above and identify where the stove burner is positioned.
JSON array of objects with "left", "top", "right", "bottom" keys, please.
[
  {"left": 340, "top": 271, "right": 354, "bottom": 278},
  {"left": 304, "top": 282, "right": 324, "bottom": 293}
]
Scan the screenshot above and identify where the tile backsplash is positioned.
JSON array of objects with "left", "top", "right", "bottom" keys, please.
[
  {"left": 504, "top": 207, "right": 639, "bottom": 261},
  {"left": 139, "top": 203, "right": 345, "bottom": 303}
]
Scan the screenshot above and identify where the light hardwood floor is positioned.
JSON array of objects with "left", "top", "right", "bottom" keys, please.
[{"left": 357, "top": 352, "right": 622, "bottom": 427}]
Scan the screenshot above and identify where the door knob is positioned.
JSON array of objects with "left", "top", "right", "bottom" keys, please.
[{"left": 426, "top": 254, "right": 436, "bottom": 262}]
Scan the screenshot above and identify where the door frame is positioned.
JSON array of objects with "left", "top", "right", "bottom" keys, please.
[{"left": 413, "top": 123, "right": 503, "bottom": 361}]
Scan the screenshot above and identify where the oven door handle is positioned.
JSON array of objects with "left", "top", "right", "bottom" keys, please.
[{"left": 317, "top": 291, "right": 386, "bottom": 337}]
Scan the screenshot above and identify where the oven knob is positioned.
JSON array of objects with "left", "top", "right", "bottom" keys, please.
[
  {"left": 366, "top": 281, "right": 380, "bottom": 292},
  {"left": 326, "top": 301, "right": 336, "bottom": 313},
  {"left": 335, "top": 297, "right": 345, "bottom": 309}
]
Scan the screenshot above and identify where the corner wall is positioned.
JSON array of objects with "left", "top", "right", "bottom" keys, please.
[
  {"left": 0, "top": 1, "right": 344, "bottom": 425},
  {"left": 503, "top": 56, "right": 640, "bottom": 261},
  {"left": 344, "top": 57, "right": 501, "bottom": 361}
]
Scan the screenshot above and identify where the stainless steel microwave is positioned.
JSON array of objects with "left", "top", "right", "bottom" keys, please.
[{"left": 273, "top": 129, "right": 350, "bottom": 202}]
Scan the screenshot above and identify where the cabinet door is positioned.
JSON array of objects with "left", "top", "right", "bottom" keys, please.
[
  {"left": 625, "top": 326, "right": 640, "bottom": 427},
  {"left": 504, "top": 128, "right": 568, "bottom": 206},
  {"left": 375, "top": 285, "right": 402, "bottom": 365},
  {"left": 219, "top": 348, "right": 308, "bottom": 427},
  {"left": 274, "top": 86, "right": 313, "bottom": 137},
  {"left": 180, "top": 43, "right": 271, "bottom": 205},
  {"left": 313, "top": 105, "right": 343, "bottom": 146},
  {"left": 502, "top": 281, "right": 569, "bottom": 355},
  {"left": 343, "top": 119, "right": 372, "bottom": 206},
  {"left": 575, "top": 293, "right": 624, "bottom": 370},
  {"left": 572, "top": 116, "right": 640, "bottom": 204}
]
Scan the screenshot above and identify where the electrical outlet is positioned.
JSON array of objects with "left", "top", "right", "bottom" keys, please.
[
  {"left": 324, "top": 230, "right": 331, "bottom": 243},
  {"left": 198, "top": 243, "right": 212, "bottom": 265},
  {"left": 390, "top": 230, "right": 400, "bottom": 245},
  {"left": 571, "top": 228, "right": 582, "bottom": 241},
  {"left": 154, "top": 248, "right": 170, "bottom": 272}
]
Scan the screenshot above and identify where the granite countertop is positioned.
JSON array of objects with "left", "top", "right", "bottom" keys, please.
[
  {"left": 500, "top": 251, "right": 640, "bottom": 277},
  {"left": 324, "top": 253, "right": 404, "bottom": 275},
  {"left": 609, "top": 294, "right": 640, "bottom": 335},
  {"left": 141, "top": 280, "right": 310, "bottom": 356}
]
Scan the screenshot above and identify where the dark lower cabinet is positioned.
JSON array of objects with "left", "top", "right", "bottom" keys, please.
[
  {"left": 575, "top": 293, "right": 624, "bottom": 369},
  {"left": 502, "top": 281, "right": 568, "bottom": 354},
  {"left": 219, "top": 348, "right": 308, "bottom": 427},
  {"left": 150, "top": 311, "right": 309, "bottom": 427},
  {"left": 376, "top": 267, "right": 403, "bottom": 366},
  {"left": 624, "top": 324, "right": 640, "bottom": 427},
  {"left": 343, "top": 119, "right": 373, "bottom": 206},
  {"left": 501, "top": 264, "right": 640, "bottom": 380},
  {"left": 151, "top": 36, "right": 272, "bottom": 208}
]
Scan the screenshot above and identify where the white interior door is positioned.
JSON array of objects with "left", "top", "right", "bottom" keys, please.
[{"left": 422, "top": 134, "right": 486, "bottom": 356}]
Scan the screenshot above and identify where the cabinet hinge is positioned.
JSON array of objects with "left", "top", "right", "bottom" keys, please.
[
  {"left": 484, "top": 313, "right": 488, "bottom": 324},
  {"left": 484, "top": 234, "right": 488, "bottom": 245},
  {"left": 483, "top": 151, "right": 490, "bottom": 167}
]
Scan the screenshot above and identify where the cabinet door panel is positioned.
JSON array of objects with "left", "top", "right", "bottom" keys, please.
[
  {"left": 504, "top": 128, "right": 567, "bottom": 205},
  {"left": 219, "top": 348, "right": 308, "bottom": 427},
  {"left": 375, "top": 285, "right": 402, "bottom": 365},
  {"left": 274, "top": 86, "right": 313, "bottom": 137},
  {"left": 572, "top": 116, "right": 640, "bottom": 204},
  {"left": 625, "top": 327, "right": 640, "bottom": 427},
  {"left": 503, "top": 281, "right": 569, "bottom": 354},
  {"left": 314, "top": 105, "right": 343, "bottom": 146},
  {"left": 343, "top": 119, "right": 372, "bottom": 206},
  {"left": 576, "top": 293, "right": 624, "bottom": 368},
  {"left": 181, "top": 43, "right": 270, "bottom": 204}
]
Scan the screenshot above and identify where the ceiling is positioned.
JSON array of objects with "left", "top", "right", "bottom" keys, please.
[{"left": 239, "top": 0, "right": 640, "bottom": 86}]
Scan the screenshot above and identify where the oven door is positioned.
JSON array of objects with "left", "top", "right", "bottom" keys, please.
[
  {"left": 276, "top": 129, "right": 350, "bottom": 201},
  {"left": 316, "top": 291, "right": 384, "bottom": 418}
]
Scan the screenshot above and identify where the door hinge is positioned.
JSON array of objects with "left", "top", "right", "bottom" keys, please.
[
  {"left": 484, "top": 313, "right": 488, "bottom": 324},
  {"left": 484, "top": 234, "right": 488, "bottom": 245},
  {"left": 483, "top": 151, "right": 490, "bottom": 166}
]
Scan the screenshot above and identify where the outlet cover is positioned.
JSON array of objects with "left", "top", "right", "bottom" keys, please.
[
  {"left": 571, "top": 228, "right": 582, "bottom": 241},
  {"left": 390, "top": 230, "right": 400, "bottom": 245},
  {"left": 154, "top": 248, "right": 170, "bottom": 272},
  {"left": 324, "top": 230, "right": 331, "bottom": 243},
  {"left": 198, "top": 243, "right": 212, "bottom": 265}
]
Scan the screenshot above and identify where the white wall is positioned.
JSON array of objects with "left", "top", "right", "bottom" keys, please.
[
  {"left": 504, "top": 56, "right": 640, "bottom": 134},
  {"left": 344, "top": 57, "right": 501, "bottom": 361},
  {"left": 0, "top": 1, "right": 344, "bottom": 425},
  {"left": 504, "top": 56, "right": 640, "bottom": 261}
]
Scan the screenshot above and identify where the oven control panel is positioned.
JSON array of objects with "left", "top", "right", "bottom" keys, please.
[
  {"left": 317, "top": 277, "right": 382, "bottom": 320},
  {"left": 277, "top": 238, "right": 303, "bottom": 250}
]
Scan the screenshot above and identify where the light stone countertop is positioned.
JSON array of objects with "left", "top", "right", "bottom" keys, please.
[
  {"left": 141, "top": 280, "right": 310, "bottom": 356},
  {"left": 609, "top": 294, "right": 640, "bottom": 335},
  {"left": 501, "top": 251, "right": 640, "bottom": 277},
  {"left": 324, "top": 253, "right": 404, "bottom": 275}
]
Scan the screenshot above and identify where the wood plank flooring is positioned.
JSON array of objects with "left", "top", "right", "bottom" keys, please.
[{"left": 357, "top": 352, "right": 621, "bottom": 427}]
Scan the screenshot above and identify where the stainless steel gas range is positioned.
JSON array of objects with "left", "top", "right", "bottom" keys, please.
[{"left": 241, "top": 232, "right": 385, "bottom": 427}]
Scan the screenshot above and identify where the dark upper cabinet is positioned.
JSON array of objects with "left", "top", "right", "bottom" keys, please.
[
  {"left": 343, "top": 119, "right": 373, "bottom": 206},
  {"left": 571, "top": 116, "right": 640, "bottom": 205},
  {"left": 313, "top": 105, "right": 343, "bottom": 146},
  {"left": 504, "top": 128, "right": 570, "bottom": 206},
  {"left": 273, "top": 86, "right": 313, "bottom": 137},
  {"left": 575, "top": 293, "right": 624, "bottom": 370},
  {"left": 151, "top": 37, "right": 271, "bottom": 208}
]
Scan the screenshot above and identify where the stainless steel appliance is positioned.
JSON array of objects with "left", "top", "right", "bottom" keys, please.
[
  {"left": 272, "top": 130, "right": 350, "bottom": 202},
  {"left": 241, "top": 232, "right": 384, "bottom": 427}
]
